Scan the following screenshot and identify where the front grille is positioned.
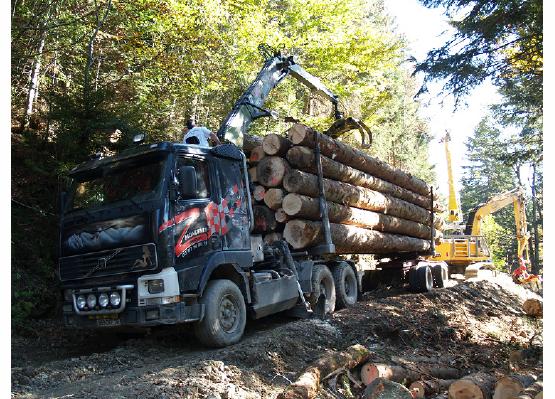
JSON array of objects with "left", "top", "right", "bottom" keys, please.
[{"left": 59, "top": 243, "right": 157, "bottom": 281}]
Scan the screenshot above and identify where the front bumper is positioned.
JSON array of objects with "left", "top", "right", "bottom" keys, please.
[{"left": 64, "top": 302, "right": 204, "bottom": 328}]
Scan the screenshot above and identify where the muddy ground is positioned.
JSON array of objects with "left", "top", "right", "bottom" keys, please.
[{"left": 11, "top": 274, "right": 542, "bottom": 398}]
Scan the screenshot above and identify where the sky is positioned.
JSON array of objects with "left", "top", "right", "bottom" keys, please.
[{"left": 383, "top": 0, "right": 504, "bottom": 200}]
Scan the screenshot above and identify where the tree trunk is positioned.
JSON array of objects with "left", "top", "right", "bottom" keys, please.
[
  {"left": 286, "top": 146, "right": 437, "bottom": 210},
  {"left": 522, "top": 299, "right": 542, "bottom": 317},
  {"left": 530, "top": 164, "right": 540, "bottom": 275},
  {"left": 257, "top": 156, "right": 290, "bottom": 187},
  {"left": 263, "top": 133, "right": 292, "bottom": 156},
  {"left": 249, "top": 145, "right": 266, "bottom": 163},
  {"left": 362, "top": 378, "right": 413, "bottom": 399},
  {"left": 275, "top": 208, "right": 290, "bottom": 223},
  {"left": 243, "top": 133, "right": 263, "bottom": 154},
  {"left": 284, "top": 169, "right": 432, "bottom": 225},
  {"left": 448, "top": 372, "right": 496, "bottom": 399},
  {"left": 23, "top": 32, "right": 47, "bottom": 129},
  {"left": 264, "top": 188, "right": 286, "bottom": 210},
  {"left": 288, "top": 123, "right": 430, "bottom": 196},
  {"left": 277, "top": 344, "right": 370, "bottom": 399},
  {"left": 493, "top": 374, "right": 536, "bottom": 399},
  {"left": 282, "top": 193, "right": 432, "bottom": 239},
  {"left": 409, "top": 379, "right": 456, "bottom": 398},
  {"left": 253, "top": 205, "right": 277, "bottom": 233},
  {"left": 360, "top": 362, "right": 460, "bottom": 386},
  {"left": 283, "top": 220, "right": 431, "bottom": 253},
  {"left": 253, "top": 185, "right": 266, "bottom": 202}
]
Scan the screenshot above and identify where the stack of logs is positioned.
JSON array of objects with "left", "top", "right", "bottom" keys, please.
[{"left": 243, "top": 123, "right": 443, "bottom": 253}]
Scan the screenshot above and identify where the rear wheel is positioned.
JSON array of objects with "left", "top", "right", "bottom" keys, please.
[
  {"left": 333, "top": 263, "right": 358, "bottom": 309},
  {"left": 194, "top": 279, "right": 246, "bottom": 347},
  {"left": 308, "top": 264, "right": 336, "bottom": 314},
  {"left": 432, "top": 263, "right": 448, "bottom": 288},
  {"left": 409, "top": 265, "right": 433, "bottom": 293}
]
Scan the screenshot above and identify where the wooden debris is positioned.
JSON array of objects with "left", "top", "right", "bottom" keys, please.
[
  {"left": 493, "top": 374, "right": 535, "bottom": 399},
  {"left": 448, "top": 372, "right": 496, "bottom": 399}
]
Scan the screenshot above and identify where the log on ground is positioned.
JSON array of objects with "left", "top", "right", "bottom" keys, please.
[
  {"left": 277, "top": 344, "right": 370, "bottom": 399},
  {"left": 362, "top": 378, "right": 412, "bottom": 399},
  {"left": 263, "top": 133, "right": 292, "bottom": 156},
  {"left": 264, "top": 188, "right": 286, "bottom": 210},
  {"left": 257, "top": 156, "right": 290, "bottom": 187},
  {"left": 522, "top": 298, "right": 542, "bottom": 317},
  {"left": 288, "top": 123, "right": 430, "bottom": 196},
  {"left": 493, "top": 374, "right": 535, "bottom": 399},
  {"left": 287, "top": 146, "right": 437, "bottom": 210},
  {"left": 283, "top": 220, "right": 431, "bottom": 253},
  {"left": 360, "top": 362, "right": 460, "bottom": 386},
  {"left": 448, "top": 372, "right": 496, "bottom": 399},
  {"left": 409, "top": 379, "right": 456, "bottom": 398},
  {"left": 282, "top": 193, "right": 432, "bottom": 239},
  {"left": 284, "top": 169, "right": 432, "bottom": 225}
]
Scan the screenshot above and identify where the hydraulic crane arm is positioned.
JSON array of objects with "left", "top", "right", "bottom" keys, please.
[
  {"left": 217, "top": 46, "right": 342, "bottom": 147},
  {"left": 465, "top": 187, "right": 530, "bottom": 260},
  {"left": 441, "top": 132, "right": 462, "bottom": 224}
]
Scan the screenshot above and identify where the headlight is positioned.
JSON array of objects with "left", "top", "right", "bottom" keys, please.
[
  {"left": 147, "top": 279, "right": 164, "bottom": 294},
  {"left": 98, "top": 293, "right": 109, "bottom": 307},
  {"left": 110, "top": 292, "right": 121, "bottom": 307},
  {"left": 86, "top": 294, "right": 97, "bottom": 308},
  {"left": 76, "top": 295, "right": 86, "bottom": 309}
]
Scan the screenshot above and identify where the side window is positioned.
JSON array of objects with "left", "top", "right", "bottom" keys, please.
[{"left": 176, "top": 157, "right": 210, "bottom": 199}]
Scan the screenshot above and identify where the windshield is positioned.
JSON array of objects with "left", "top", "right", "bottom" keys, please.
[{"left": 68, "top": 157, "right": 166, "bottom": 211}]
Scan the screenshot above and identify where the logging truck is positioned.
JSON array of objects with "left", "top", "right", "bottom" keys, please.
[{"left": 58, "top": 49, "right": 446, "bottom": 347}]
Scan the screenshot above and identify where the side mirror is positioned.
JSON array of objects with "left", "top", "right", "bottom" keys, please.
[{"left": 178, "top": 166, "right": 198, "bottom": 199}]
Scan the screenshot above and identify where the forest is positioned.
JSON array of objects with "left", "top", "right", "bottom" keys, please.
[{"left": 11, "top": 0, "right": 542, "bottom": 328}]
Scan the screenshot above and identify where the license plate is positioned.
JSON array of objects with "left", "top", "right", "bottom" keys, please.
[{"left": 96, "top": 318, "right": 121, "bottom": 327}]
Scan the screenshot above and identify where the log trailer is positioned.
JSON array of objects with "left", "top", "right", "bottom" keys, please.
[{"left": 58, "top": 49, "right": 444, "bottom": 347}]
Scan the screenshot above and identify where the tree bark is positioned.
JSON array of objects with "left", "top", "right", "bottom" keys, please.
[
  {"left": 257, "top": 156, "right": 290, "bottom": 187},
  {"left": 286, "top": 146, "right": 437, "bottom": 210},
  {"left": 277, "top": 344, "right": 370, "bottom": 399},
  {"left": 362, "top": 378, "right": 413, "bottom": 399},
  {"left": 522, "top": 299, "right": 542, "bottom": 317},
  {"left": 284, "top": 169, "right": 432, "bottom": 225},
  {"left": 263, "top": 133, "right": 292, "bottom": 156},
  {"left": 243, "top": 133, "right": 263, "bottom": 154},
  {"left": 493, "top": 374, "right": 536, "bottom": 399},
  {"left": 283, "top": 220, "right": 431, "bottom": 253},
  {"left": 23, "top": 32, "right": 47, "bottom": 129},
  {"left": 448, "top": 372, "right": 496, "bottom": 399},
  {"left": 288, "top": 123, "right": 430, "bottom": 196},
  {"left": 282, "top": 193, "right": 432, "bottom": 239},
  {"left": 249, "top": 145, "right": 266, "bottom": 163},
  {"left": 409, "top": 379, "right": 456, "bottom": 398},
  {"left": 264, "top": 188, "right": 286, "bottom": 210},
  {"left": 253, "top": 205, "right": 276, "bottom": 233},
  {"left": 360, "top": 362, "right": 460, "bottom": 386}
]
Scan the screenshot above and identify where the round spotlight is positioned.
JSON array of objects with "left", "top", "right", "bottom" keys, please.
[
  {"left": 86, "top": 293, "right": 97, "bottom": 308},
  {"left": 76, "top": 295, "right": 86, "bottom": 310},
  {"left": 98, "top": 293, "right": 109, "bottom": 308},
  {"left": 109, "top": 292, "right": 121, "bottom": 307}
]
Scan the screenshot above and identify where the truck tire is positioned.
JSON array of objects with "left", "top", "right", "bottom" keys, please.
[
  {"left": 409, "top": 265, "right": 433, "bottom": 293},
  {"left": 432, "top": 263, "right": 448, "bottom": 288},
  {"left": 308, "top": 264, "right": 336, "bottom": 314},
  {"left": 194, "top": 279, "right": 246, "bottom": 348},
  {"left": 333, "top": 263, "right": 358, "bottom": 309}
]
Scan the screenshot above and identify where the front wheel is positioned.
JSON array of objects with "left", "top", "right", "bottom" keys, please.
[
  {"left": 308, "top": 264, "right": 336, "bottom": 314},
  {"left": 194, "top": 279, "right": 246, "bottom": 347}
]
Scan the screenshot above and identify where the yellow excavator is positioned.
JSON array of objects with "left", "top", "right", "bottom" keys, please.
[{"left": 431, "top": 133, "right": 532, "bottom": 279}]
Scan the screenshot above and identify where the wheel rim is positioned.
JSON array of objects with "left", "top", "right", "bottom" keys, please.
[{"left": 219, "top": 294, "right": 239, "bottom": 332}]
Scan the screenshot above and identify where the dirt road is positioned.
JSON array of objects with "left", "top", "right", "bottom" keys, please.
[{"left": 12, "top": 276, "right": 542, "bottom": 398}]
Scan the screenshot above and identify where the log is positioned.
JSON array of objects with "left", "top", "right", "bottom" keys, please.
[
  {"left": 257, "top": 156, "right": 290, "bottom": 187},
  {"left": 362, "top": 378, "right": 413, "bottom": 399},
  {"left": 448, "top": 372, "right": 496, "bottom": 399},
  {"left": 253, "top": 185, "right": 266, "bottom": 202},
  {"left": 287, "top": 146, "right": 437, "bottom": 210},
  {"left": 283, "top": 220, "right": 431, "bottom": 253},
  {"left": 284, "top": 169, "right": 432, "bottom": 225},
  {"left": 522, "top": 299, "right": 542, "bottom": 317},
  {"left": 243, "top": 133, "right": 263, "bottom": 154},
  {"left": 263, "top": 232, "right": 282, "bottom": 245},
  {"left": 360, "top": 362, "right": 460, "bottom": 386},
  {"left": 513, "top": 380, "right": 542, "bottom": 399},
  {"left": 277, "top": 344, "right": 370, "bottom": 399},
  {"left": 264, "top": 188, "right": 286, "bottom": 210},
  {"left": 282, "top": 193, "right": 432, "bottom": 239},
  {"left": 249, "top": 145, "right": 266, "bottom": 163},
  {"left": 493, "top": 374, "right": 535, "bottom": 399},
  {"left": 275, "top": 208, "right": 290, "bottom": 223},
  {"left": 263, "top": 133, "right": 292, "bottom": 156},
  {"left": 288, "top": 123, "right": 430, "bottom": 196},
  {"left": 253, "top": 205, "right": 277, "bottom": 233},
  {"left": 410, "top": 379, "right": 456, "bottom": 398},
  {"left": 249, "top": 166, "right": 258, "bottom": 183}
]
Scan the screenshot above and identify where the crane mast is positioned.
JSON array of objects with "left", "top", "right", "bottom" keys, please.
[{"left": 441, "top": 132, "right": 462, "bottom": 225}]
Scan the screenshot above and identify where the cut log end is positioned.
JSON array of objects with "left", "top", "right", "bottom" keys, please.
[
  {"left": 262, "top": 133, "right": 292, "bottom": 156},
  {"left": 257, "top": 156, "right": 290, "bottom": 187}
]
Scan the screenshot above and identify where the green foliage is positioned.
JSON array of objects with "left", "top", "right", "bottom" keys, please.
[{"left": 480, "top": 215, "right": 512, "bottom": 270}]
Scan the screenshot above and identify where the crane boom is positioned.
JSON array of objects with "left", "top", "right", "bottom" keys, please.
[{"left": 441, "top": 132, "right": 462, "bottom": 224}]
